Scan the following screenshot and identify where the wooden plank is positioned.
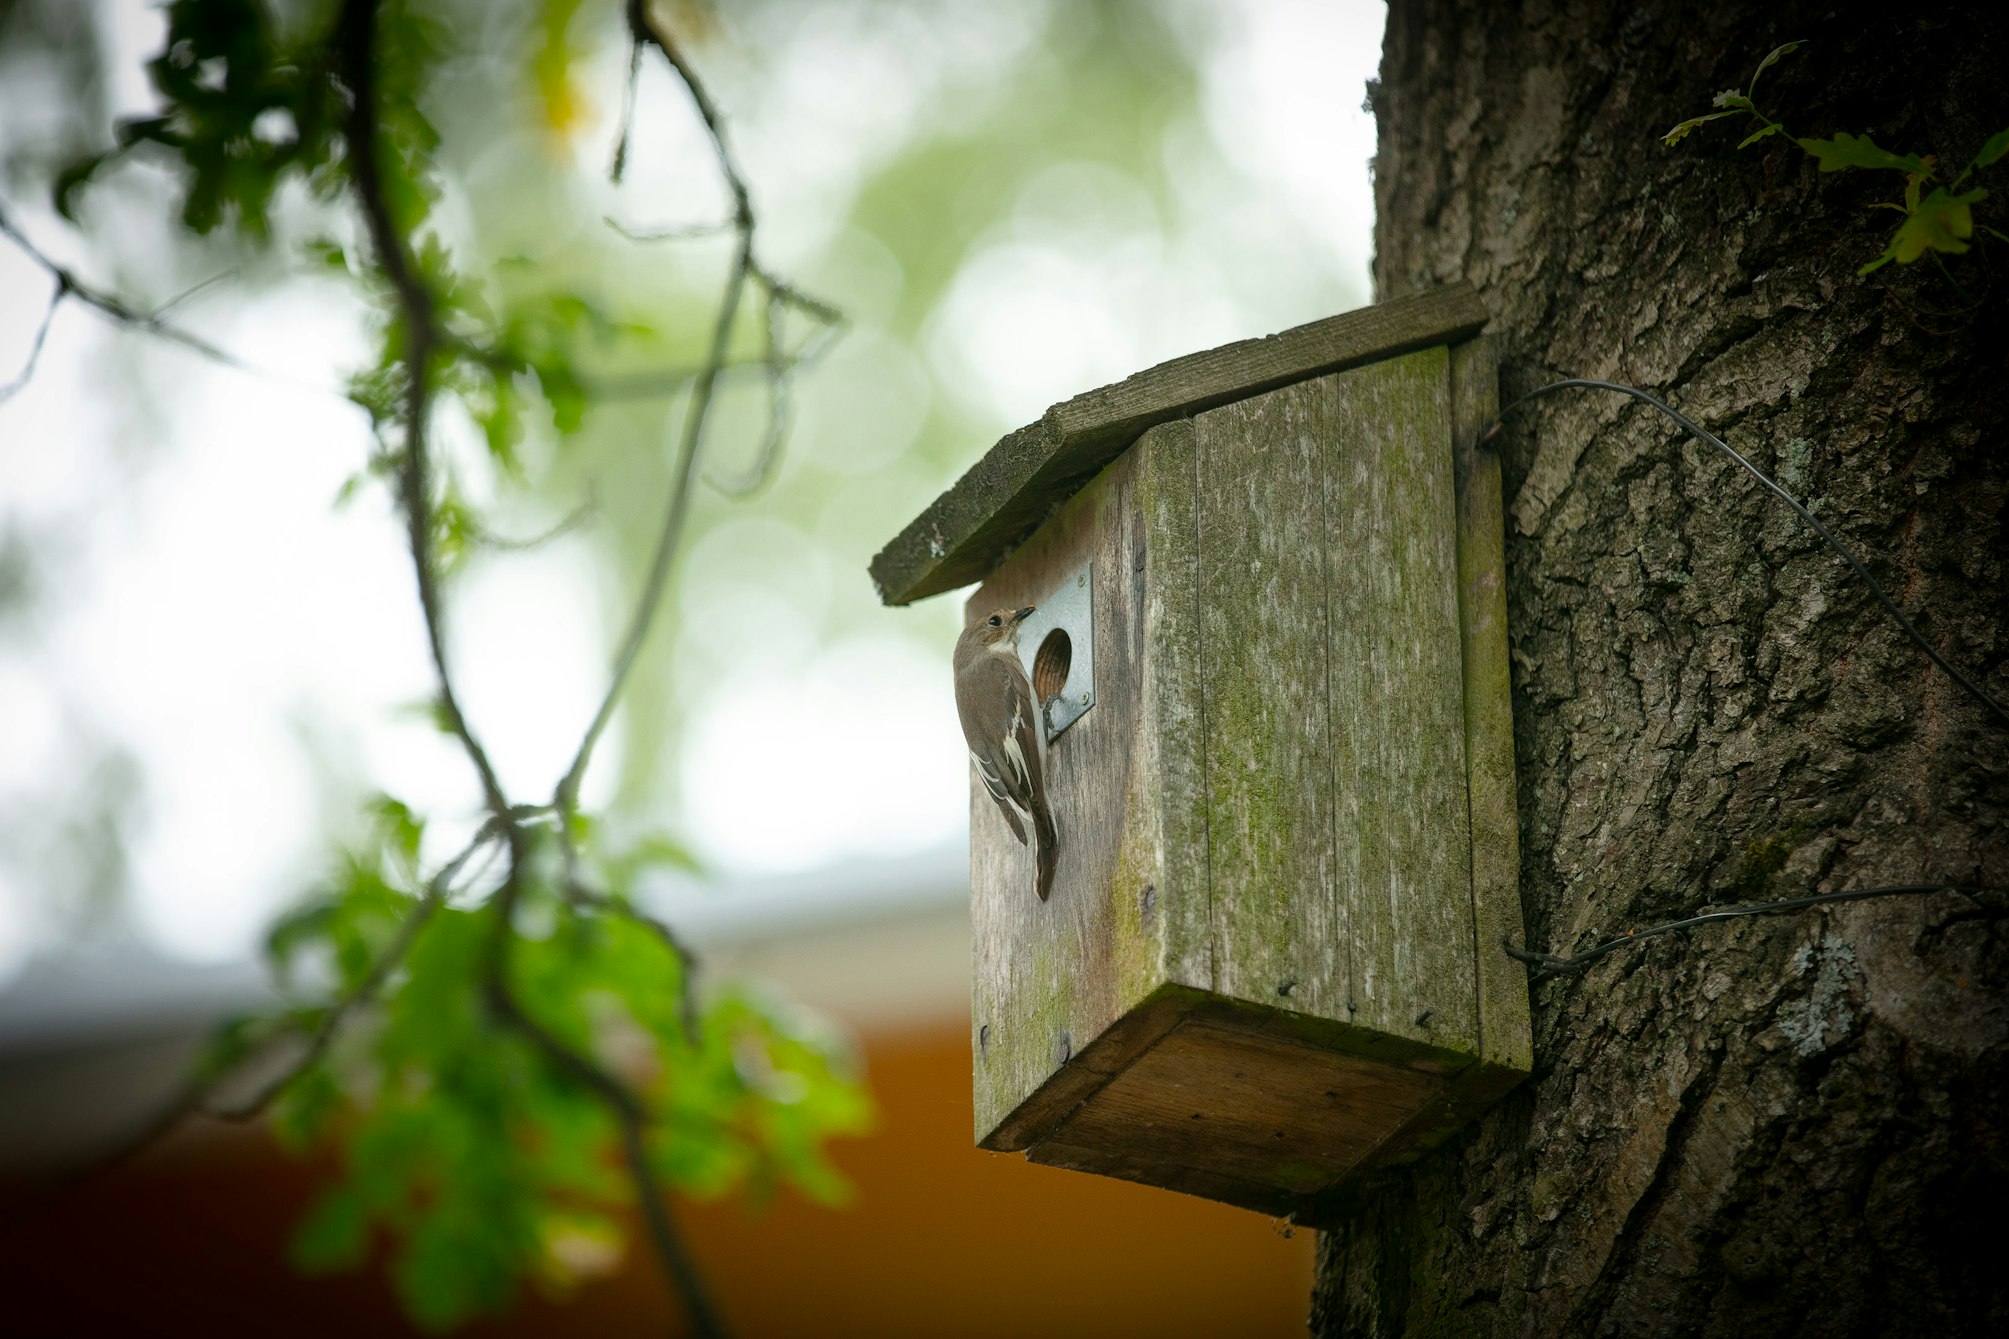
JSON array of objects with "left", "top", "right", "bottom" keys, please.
[
  {"left": 872, "top": 285, "right": 1490, "bottom": 606},
  {"left": 1038, "top": 1015, "right": 1439, "bottom": 1199},
  {"left": 1324, "top": 347, "right": 1478, "bottom": 1054},
  {"left": 968, "top": 436, "right": 1200, "bottom": 1149},
  {"left": 1449, "top": 336, "right": 1533, "bottom": 1075},
  {"left": 1194, "top": 376, "right": 1344, "bottom": 1017},
  {"left": 1027, "top": 1137, "right": 1304, "bottom": 1219},
  {"left": 1131, "top": 419, "right": 1213, "bottom": 994}
]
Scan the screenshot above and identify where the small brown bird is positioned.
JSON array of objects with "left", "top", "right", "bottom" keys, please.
[{"left": 954, "top": 605, "right": 1059, "bottom": 901}]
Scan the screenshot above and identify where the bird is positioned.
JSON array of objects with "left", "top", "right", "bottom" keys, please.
[{"left": 954, "top": 605, "right": 1059, "bottom": 902}]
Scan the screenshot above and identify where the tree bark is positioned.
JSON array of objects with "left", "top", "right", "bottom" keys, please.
[{"left": 1312, "top": 4, "right": 2009, "bottom": 1336}]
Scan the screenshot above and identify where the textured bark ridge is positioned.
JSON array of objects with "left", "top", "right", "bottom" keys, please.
[{"left": 1312, "top": 4, "right": 2008, "bottom": 1336}]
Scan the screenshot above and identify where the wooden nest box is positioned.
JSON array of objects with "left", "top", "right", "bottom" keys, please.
[{"left": 869, "top": 285, "right": 1531, "bottom": 1221}]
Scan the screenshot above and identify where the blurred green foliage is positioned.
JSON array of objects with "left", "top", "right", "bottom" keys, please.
[
  {"left": 44, "top": 0, "right": 877, "bottom": 1325},
  {"left": 262, "top": 800, "right": 867, "bottom": 1327}
]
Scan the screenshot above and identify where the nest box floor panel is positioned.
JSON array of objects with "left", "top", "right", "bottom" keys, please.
[{"left": 1037, "top": 1016, "right": 1440, "bottom": 1201}]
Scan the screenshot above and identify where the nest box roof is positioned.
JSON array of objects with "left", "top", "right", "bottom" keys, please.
[{"left": 869, "top": 283, "right": 1489, "bottom": 606}]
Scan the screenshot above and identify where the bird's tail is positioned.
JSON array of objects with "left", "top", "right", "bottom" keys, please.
[{"left": 1033, "top": 805, "right": 1059, "bottom": 902}]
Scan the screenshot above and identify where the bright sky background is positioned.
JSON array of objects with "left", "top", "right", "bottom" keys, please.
[{"left": 0, "top": 0, "right": 1384, "bottom": 983}]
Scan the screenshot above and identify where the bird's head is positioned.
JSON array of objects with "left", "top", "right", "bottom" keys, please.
[{"left": 962, "top": 605, "right": 1035, "bottom": 650}]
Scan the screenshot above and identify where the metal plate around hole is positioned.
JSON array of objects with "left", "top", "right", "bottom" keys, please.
[{"left": 1016, "top": 560, "right": 1094, "bottom": 743}]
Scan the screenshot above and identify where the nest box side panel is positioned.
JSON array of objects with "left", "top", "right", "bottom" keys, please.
[
  {"left": 967, "top": 424, "right": 1210, "bottom": 1149},
  {"left": 1322, "top": 346, "right": 1479, "bottom": 1056},
  {"left": 1193, "top": 350, "right": 1485, "bottom": 1059},
  {"left": 1193, "top": 375, "right": 1348, "bottom": 1021},
  {"left": 1451, "top": 335, "right": 1533, "bottom": 1078}
]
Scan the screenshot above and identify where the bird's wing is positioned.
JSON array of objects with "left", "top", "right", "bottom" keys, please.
[
  {"left": 957, "top": 652, "right": 1044, "bottom": 841},
  {"left": 971, "top": 751, "right": 1028, "bottom": 844}
]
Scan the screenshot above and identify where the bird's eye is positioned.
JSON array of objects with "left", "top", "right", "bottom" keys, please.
[{"left": 987, "top": 615, "right": 1002, "bottom": 627}]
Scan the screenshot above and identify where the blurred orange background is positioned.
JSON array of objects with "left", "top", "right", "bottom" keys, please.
[{"left": 1, "top": 903, "right": 1313, "bottom": 1337}]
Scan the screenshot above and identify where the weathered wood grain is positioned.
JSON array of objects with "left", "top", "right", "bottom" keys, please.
[
  {"left": 969, "top": 426, "right": 1210, "bottom": 1150},
  {"left": 1449, "top": 336, "right": 1532, "bottom": 1075},
  {"left": 1025, "top": 1006, "right": 1442, "bottom": 1215},
  {"left": 872, "top": 285, "right": 1490, "bottom": 606},
  {"left": 951, "top": 320, "right": 1525, "bottom": 1216},
  {"left": 1132, "top": 419, "right": 1213, "bottom": 996},
  {"left": 1194, "top": 375, "right": 1345, "bottom": 1017},
  {"left": 1324, "top": 347, "right": 1477, "bottom": 1054}
]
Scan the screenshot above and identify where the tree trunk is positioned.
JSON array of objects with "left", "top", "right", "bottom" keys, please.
[{"left": 1312, "top": 3, "right": 2008, "bottom": 1335}]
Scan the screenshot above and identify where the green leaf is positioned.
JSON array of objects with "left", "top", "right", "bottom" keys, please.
[
  {"left": 292, "top": 1186, "right": 371, "bottom": 1273},
  {"left": 270, "top": 1061, "right": 345, "bottom": 1151},
  {"left": 1886, "top": 186, "right": 1984, "bottom": 264},
  {"left": 1710, "top": 90, "right": 1754, "bottom": 111},
  {"left": 1955, "top": 126, "right": 2009, "bottom": 186},
  {"left": 623, "top": 834, "right": 704, "bottom": 877},
  {"left": 303, "top": 238, "right": 348, "bottom": 272},
  {"left": 1971, "top": 126, "right": 2009, "bottom": 171},
  {"left": 1664, "top": 110, "right": 1740, "bottom": 146},
  {"left": 535, "top": 363, "right": 587, "bottom": 435},
  {"left": 366, "top": 793, "right": 425, "bottom": 871},
  {"left": 1797, "top": 132, "right": 1933, "bottom": 176},
  {"left": 1737, "top": 123, "right": 1783, "bottom": 150},
  {"left": 266, "top": 900, "right": 337, "bottom": 983},
  {"left": 1746, "top": 40, "right": 1804, "bottom": 98},
  {"left": 1860, "top": 187, "right": 1986, "bottom": 274},
  {"left": 52, "top": 150, "right": 115, "bottom": 221}
]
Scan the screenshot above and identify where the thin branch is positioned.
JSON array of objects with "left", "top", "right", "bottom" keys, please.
[
  {"left": 565, "top": 872, "right": 703, "bottom": 1044},
  {"left": 605, "top": 214, "right": 735, "bottom": 243},
  {"left": 554, "top": 1, "right": 760, "bottom": 816},
  {"left": 704, "top": 286, "right": 793, "bottom": 497},
  {"left": 1504, "top": 883, "right": 2000, "bottom": 981},
  {"left": 341, "top": 4, "right": 731, "bottom": 1330},
  {"left": 336, "top": 0, "right": 510, "bottom": 824},
  {"left": 467, "top": 492, "right": 598, "bottom": 553},
  {"left": 0, "top": 273, "right": 62, "bottom": 404},
  {"left": 485, "top": 816, "right": 723, "bottom": 1333},
  {"left": 151, "top": 267, "right": 238, "bottom": 319},
  {"left": 480, "top": 931, "right": 725, "bottom": 1338},
  {"left": 584, "top": 319, "right": 843, "bottom": 399},
  {"left": 207, "top": 821, "right": 508, "bottom": 1120},
  {"left": 609, "top": 31, "right": 645, "bottom": 183},
  {"left": 1490, "top": 378, "right": 2009, "bottom": 727},
  {"left": 19, "top": 819, "right": 505, "bottom": 1216},
  {"left": 0, "top": 205, "right": 307, "bottom": 390}
]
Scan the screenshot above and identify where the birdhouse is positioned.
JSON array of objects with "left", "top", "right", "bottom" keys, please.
[{"left": 870, "top": 285, "right": 1530, "bottom": 1222}]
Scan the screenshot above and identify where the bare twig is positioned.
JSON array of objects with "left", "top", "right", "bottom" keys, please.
[
  {"left": 605, "top": 214, "right": 735, "bottom": 243},
  {"left": 704, "top": 286, "right": 793, "bottom": 496},
  {"left": 564, "top": 872, "right": 703, "bottom": 1044},
  {"left": 1504, "top": 883, "right": 2000, "bottom": 982},
  {"left": 0, "top": 205, "right": 302, "bottom": 393},
  {"left": 337, "top": 0, "right": 511, "bottom": 826},
  {"left": 0, "top": 274, "right": 61, "bottom": 404},
  {"left": 466, "top": 492, "right": 598, "bottom": 553},
  {"left": 480, "top": 925, "right": 725, "bottom": 1338},
  {"left": 609, "top": 31, "right": 645, "bottom": 183},
  {"left": 151, "top": 268, "right": 238, "bottom": 319},
  {"left": 485, "top": 821, "right": 722, "bottom": 1333},
  {"left": 338, "top": 4, "right": 732, "bottom": 1331},
  {"left": 1491, "top": 378, "right": 2009, "bottom": 727},
  {"left": 15, "top": 818, "right": 506, "bottom": 1218},
  {"left": 554, "top": 1, "right": 759, "bottom": 817}
]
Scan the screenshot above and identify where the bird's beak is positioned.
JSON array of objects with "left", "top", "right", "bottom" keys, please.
[{"left": 1012, "top": 606, "right": 1035, "bottom": 624}]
